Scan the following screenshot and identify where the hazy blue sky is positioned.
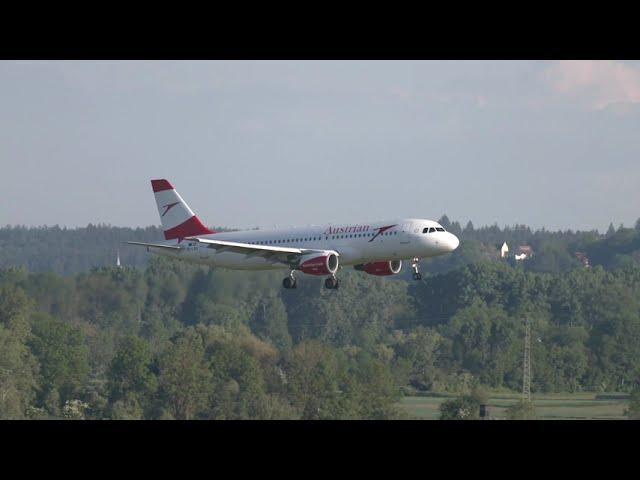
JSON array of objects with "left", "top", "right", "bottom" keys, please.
[{"left": 1, "top": 60, "right": 639, "bottom": 232}]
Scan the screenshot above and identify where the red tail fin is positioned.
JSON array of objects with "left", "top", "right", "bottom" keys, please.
[{"left": 150, "top": 179, "right": 215, "bottom": 240}]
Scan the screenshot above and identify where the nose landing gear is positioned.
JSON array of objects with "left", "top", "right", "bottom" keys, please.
[
  {"left": 283, "top": 271, "right": 298, "bottom": 289},
  {"left": 411, "top": 257, "right": 422, "bottom": 281},
  {"left": 324, "top": 275, "right": 339, "bottom": 289}
]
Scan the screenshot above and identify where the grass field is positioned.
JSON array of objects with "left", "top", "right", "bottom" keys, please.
[{"left": 398, "top": 392, "right": 629, "bottom": 420}]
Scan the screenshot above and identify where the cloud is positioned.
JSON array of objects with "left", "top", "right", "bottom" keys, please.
[{"left": 544, "top": 60, "right": 640, "bottom": 109}]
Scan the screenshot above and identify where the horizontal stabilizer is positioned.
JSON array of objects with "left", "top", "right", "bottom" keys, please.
[{"left": 126, "top": 241, "right": 182, "bottom": 250}]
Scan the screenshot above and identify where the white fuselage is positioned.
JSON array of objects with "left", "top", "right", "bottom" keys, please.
[{"left": 150, "top": 218, "right": 459, "bottom": 272}]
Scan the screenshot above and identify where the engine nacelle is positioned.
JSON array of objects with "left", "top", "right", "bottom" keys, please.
[
  {"left": 299, "top": 252, "right": 339, "bottom": 276},
  {"left": 354, "top": 260, "right": 402, "bottom": 276}
]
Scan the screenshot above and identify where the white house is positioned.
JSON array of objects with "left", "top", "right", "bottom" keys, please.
[{"left": 515, "top": 245, "right": 534, "bottom": 261}]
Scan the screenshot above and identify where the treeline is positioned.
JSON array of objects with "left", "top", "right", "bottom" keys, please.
[
  {"left": 2, "top": 218, "right": 640, "bottom": 277},
  {"left": 1, "top": 256, "right": 639, "bottom": 419},
  {"left": 0, "top": 224, "right": 162, "bottom": 275}
]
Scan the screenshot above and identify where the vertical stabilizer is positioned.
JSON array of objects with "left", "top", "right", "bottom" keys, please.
[{"left": 151, "top": 179, "right": 215, "bottom": 240}]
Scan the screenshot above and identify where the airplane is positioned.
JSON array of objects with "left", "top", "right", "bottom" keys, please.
[{"left": 128, "top": 179, "right": 460, "bottom": 289}]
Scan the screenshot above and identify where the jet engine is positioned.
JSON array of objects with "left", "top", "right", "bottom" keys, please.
[
  {"left": 354, "top": 260, "right": 402, "bottom": 276},
  {"left": 299, "top": 252, "right": 339, "bottom": 275}
]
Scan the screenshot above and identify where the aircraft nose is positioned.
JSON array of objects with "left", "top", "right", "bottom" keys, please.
[{"left": 447, "top": 232, "right": 460, "bottom": 252}]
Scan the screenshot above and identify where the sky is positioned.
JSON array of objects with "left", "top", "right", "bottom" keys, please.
[{"left": 1, "top": 60, "right": 639, "bottom": 233}]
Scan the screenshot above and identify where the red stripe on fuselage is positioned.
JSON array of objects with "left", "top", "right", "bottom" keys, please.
[
  {"left": 151, "top": 179, "right": 174, "bottom": 193},
  {"left": 164, "top": 215, "right": 215, "bottom": 240}
]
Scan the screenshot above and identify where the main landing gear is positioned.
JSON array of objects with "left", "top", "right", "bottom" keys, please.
[
  {"left": 283, "top": 272, "right": 340, "bottom": 290},
  {"left": 282, "top": 271, "right": 297, "bottom": 289},
  {"left": 324, "top": 275, "right": 339, "bottom": 290},
  {"left": 411, "top": 257, "right": 422, "bottom": 281}
]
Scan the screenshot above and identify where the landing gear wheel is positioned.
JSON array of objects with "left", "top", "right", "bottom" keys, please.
[
  {"left": 283, "top": 275, "right": 297, "bottom": 289},
  {"left": 411, "top": 257, "right": 422, "bottom": 281},
  {"left": 324, "top": 277, "right": 339, "bottom": 289}
]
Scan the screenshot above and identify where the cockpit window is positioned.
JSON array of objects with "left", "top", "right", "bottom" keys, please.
[{"left": 423, "top": 226, "right": 446, "bottom": 233}]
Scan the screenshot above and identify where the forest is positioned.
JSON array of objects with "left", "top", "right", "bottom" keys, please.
[{"left": 1, "top": 218, "right": 640, "bottom": 419}]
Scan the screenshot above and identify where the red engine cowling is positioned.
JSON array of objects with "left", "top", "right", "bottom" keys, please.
[
  {"left": 354, "top": 260, "right": 402, "bottom": 276},
  {"left": 299, "top": 253, "right": 339, "bottom": 275}
]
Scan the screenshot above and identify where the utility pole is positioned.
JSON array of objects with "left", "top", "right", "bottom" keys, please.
[{"left": 522, "top": 317, "right": 531, "bottom": 403}]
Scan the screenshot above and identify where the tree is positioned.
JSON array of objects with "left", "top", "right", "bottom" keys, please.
[
  {"left": 157, "top": 329, "right": 212, "bottom": 419},
  {"left": 251, "top": 295, "right": 292, "bottom": 352},
  {"left": 507, "top": 400, "right": 536, "bottom": 420},
  {"left": 285, "top": 341, "right": 348, "bottom": 419},
  {"left": 348, "top": 351, "right": 403, "bottom": 419},
  {"left": 107, "top": 335, "right": 156, "bottom": 412},
  {"left": 438, "top": 215, "right": 451, "bottom": 230},
  {"left": 0, "top": 285, "right": 38, "bottom": 419},
  {"left": 439, "top": 394, "right": 481, "bottom": 420},
  {"left": 393, "top": 327, "right": 443, "bottom": 391},
  {"left": 206, "top": 339, "right": 270, "bottom": 419},
  {"left": 464, "top": 220, "right": 475, "bottom": 233},
  {"left": 29, "top": 317, "right": 89, "bottom": 409}
]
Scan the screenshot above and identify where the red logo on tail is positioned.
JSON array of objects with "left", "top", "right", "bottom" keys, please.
[{"left": 161, "top": 202, "right": 180, "bottom": 217}]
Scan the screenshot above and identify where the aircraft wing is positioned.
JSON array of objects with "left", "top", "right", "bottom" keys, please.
[
  {"left": 184, "top": 236, "right": 330, "bottom": 266},
  {"left": 126, "top": 241, "right": 182, "bottom": 250}
]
